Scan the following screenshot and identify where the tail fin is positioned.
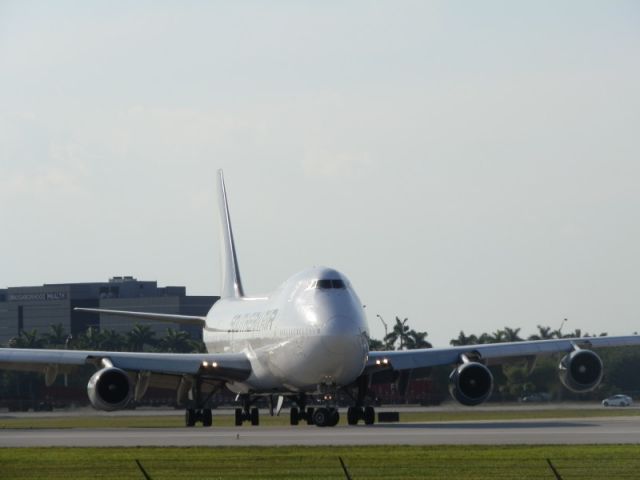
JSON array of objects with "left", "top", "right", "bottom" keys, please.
[{"left": 217, "top": 170, "right": 245, "bottom": 298}]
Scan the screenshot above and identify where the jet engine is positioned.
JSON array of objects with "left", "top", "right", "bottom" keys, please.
[
  {"left": 558, "top": 349, "right": 603, "bottom": 393},
  {"left": 449, "top": 361, "right": 493, "bottom": 406},
  {"left": 87, "top": 367, "right": 133, "bottom": 411}
]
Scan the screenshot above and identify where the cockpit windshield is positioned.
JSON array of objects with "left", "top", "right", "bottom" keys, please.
[{"left": 311, "top": 279, "right": 346, "bottom": 290}]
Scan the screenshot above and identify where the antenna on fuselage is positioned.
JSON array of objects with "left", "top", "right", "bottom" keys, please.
[{"left": 217, "top": 170, "right": 245, "bottom": 298}]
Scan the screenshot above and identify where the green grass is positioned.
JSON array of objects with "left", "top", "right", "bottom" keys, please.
[
  {"left": 0, "top": 445, "right": 639, "bottom": 479},
  {"left": 1, "top": 408, "right": 639, "bottom": 429}
]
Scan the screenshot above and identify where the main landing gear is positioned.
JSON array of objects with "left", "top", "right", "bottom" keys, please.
[
  {"left": 345, "top": 374, "right": 376, "bottom": 425},
  {"left": 185, "top": 408, "right": 213, "bottom": 427},
  {"left": 289, "top": 393, "right": 315, "bottom": 426},
  {"left": 346, "top": 406, "right": 375, "bottom": 425},
  {"left": 234, "top": 394, "right": 260, "bottom": 426},
  {"left": 183, "top": 378, "right": 216, "bottom": 427}
]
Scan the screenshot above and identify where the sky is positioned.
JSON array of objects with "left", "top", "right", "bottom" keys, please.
[{"left": 1, "top": 1, "right": 639, "bottom": 346}]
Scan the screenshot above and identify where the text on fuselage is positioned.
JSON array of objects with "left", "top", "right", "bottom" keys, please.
[{"left": 231, "top": 309, "right": 279, "bottom": 331}]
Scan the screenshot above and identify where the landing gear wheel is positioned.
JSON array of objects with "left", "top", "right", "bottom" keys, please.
[
  {"left": 347, "top": 406, "right": 361, "bottom": 425},
  {"left": 234, "top": 408, "right": 243, "bottom": 426},
  {"left": 290, "top": 407, "right": 299, "bottom": 426},
  {"left": 202, "top": 408, "right": 213, "bottom": 427},
  {"left": 250, "top": 407, "right": 260, "bottom": 426},
  {"left": 363, "top": 406, "right": 375, "bottom": 425},
  {"left": 306, "top": 407, "right": 315, "bottom": 425},
  {"left": 185, "top": 408, "right": 197, "bottom": 427},
  {"left": 313, "top": 407, "right": 329, "bottom": 427}
]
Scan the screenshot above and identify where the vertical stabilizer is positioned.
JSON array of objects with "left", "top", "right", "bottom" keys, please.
[{"left": 217, "top": 170, "right": 245, "bottom": 298}]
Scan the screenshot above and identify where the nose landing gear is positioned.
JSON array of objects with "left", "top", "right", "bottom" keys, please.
[{"left": 313, "top": 406, "right": 339, "bottom": 427}]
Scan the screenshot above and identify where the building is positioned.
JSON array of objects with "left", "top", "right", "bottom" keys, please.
[{"left": 0, "top": 277, "right": 218, "bottom": 345}]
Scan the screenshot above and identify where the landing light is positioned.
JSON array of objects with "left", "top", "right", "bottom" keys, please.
[
  {"left": 202, "top": 361, "right": 209, "bottom": 367},
  {"left": 375, "top": 358, "right": 390, "bottom": 366}
]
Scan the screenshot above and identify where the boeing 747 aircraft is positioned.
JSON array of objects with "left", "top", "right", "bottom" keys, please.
[{"left": 1, "top": 171, "right": 640, "bottom": 427}]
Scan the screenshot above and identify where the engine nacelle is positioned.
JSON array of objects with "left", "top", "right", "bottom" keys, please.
[
  {"left": 87, "top": 367, "right": 133, "bottom": 411},
  {"left": 558, "top": 349, "right": 603, "bottom": 393},
  {"left": 449, "top": 362, "right": 494, "bottom": 406}
]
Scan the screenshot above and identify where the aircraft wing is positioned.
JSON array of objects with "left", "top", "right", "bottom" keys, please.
[
  {"left": 0, "top": 348, "right": 252, "bottom": 382},
  {"left": 74, "top": 308, "right": 208, "bottom": 328},
  {"left": 367, "top": 334, "right": 640, "bottom": 371}
]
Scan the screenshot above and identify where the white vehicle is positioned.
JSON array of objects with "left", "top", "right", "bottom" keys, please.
[
  {"left": 2, "top": 170, "right": 640, "bottom": 427},
  {"left": 602, "top": 394, "right": 633, "bottom": 407}
]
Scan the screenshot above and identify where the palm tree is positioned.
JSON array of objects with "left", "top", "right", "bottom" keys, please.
[
  {"left": 98, "top": 329, "right": 125, "bottom": 351},
  {"left": 528, "top": 325, "right": 555, "bottom": 341},
  {"left": 9, "top": 329, "right": 45, "bottom": 349},
  {"left": 126, "top": 324, "right": 157, "bottom": 352},
  {"left": 490, "top": 329, "right": 507, "bottom": 343},
  {"left": 405, "top": 330, "right": 432, "bottom": 349},
  {"left": 450, "top": 331, "right": 478, "bottom": 346},
  {"left": 43, "top": 323, "right": 68, "bottom": 348},
  {"left": 368, "top": 337, "right": 386, "bottom": 351},
  {"left": 383, "top": 317, "right": 411, "bottom": 350},
  {"left": 503, "top": 327, "right": 522, "bottom": 342},
  {"left": 157, "top": 328, "right": 197, "bottom": 353},
  {"left": 74, "top": 326, "right": 101, "bottom": 350}
]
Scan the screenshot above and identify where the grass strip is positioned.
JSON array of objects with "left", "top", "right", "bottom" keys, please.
[{"left": 1, "top": 445, "right": 640, "bottom": 479}]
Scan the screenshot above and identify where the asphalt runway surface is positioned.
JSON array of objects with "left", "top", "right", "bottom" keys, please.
[{"left": 2, "top": 416, "right": 640, "bottom": 447}]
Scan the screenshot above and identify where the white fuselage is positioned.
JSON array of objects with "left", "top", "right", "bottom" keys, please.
[{"left": 203, "top": 267, "right": 370, "bottom": 394}]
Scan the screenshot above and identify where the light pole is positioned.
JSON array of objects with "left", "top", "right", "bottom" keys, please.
[
  {"left": 376, "top": 314, "right": 389, "bottom": 338},
  {"left": 558, "top": 318, "right": 568, "bottom": 337}
]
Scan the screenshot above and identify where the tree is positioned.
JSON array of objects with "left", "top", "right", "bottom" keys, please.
[
  {"left": 126, "top": 324, "right": 157, "bottom": 352},
  {"left": 405, "top": 329, "right": 432, "bottom": 349},
  {"left": 98, "top": 329, "right": 125, "bottom": 351},
  {"left": 450, "top": 331, "right": 479, "bottom": 346},
  {"left": 528, "top": 325, "right": 555, "bottom": 341},
  {"left": 368, "top": 336, "right": 386, "bottom": 351},
  {"left": 503, "top": 327, "right": 522, "bottom": 342},
  {"left": 490, "top": 329, "right": 507, "bottom": 343},
  {"left": 384, "top": 317, "right": 411, "bottom": 350},
  {"left": 9, "top": 329, "right": 45, "bottom": 349},
  {"left": 42, "top": 324, "right": 69, "bottom": 348},
  {"left": 157, "top": 328, "right": 198, "bottom": 353},
  {"left": 73, "top": 327, "right": 102, "bottom": 350}
]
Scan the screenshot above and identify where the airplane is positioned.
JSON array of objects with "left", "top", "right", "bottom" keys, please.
[{"left": 2, "top": 170, "right": 640, "bottom": 428}]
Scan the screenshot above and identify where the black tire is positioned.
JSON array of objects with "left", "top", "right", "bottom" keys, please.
[
  {"left": 313, "top": 407, "right": 329, "bottom": 427},
  {"left": 604, "top": 401, "right": 609, "bottom": 407},
  {"left": 185, "top": 408, "right": 197, "bottom": 427},
  {"left": 235, "top": 408, "right": 243, "bottom": 426},
  {"left": 250, "top": 407, "right": 260, "bottom": 426},
  {"left": 202, "top": 408, "right": 213, "bottom": 427},
  {"left": 290, "top": 407, "right": 299, "bottom": 426},
  {"left": 306, "top": 407, "right": 315, "bottom": 425},
  {"left": 328, "top": 408, "right": 340, "bottom": 427},
  {"left": 363, "top": 406, "right": 375, "bottom": 425},
  {"left": 347, "top": 407, "right": 360, "bottom": 425}
]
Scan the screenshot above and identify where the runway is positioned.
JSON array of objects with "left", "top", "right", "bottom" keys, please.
[{"left": 2, "top": 416, "right": 640, "bottom": 447}]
